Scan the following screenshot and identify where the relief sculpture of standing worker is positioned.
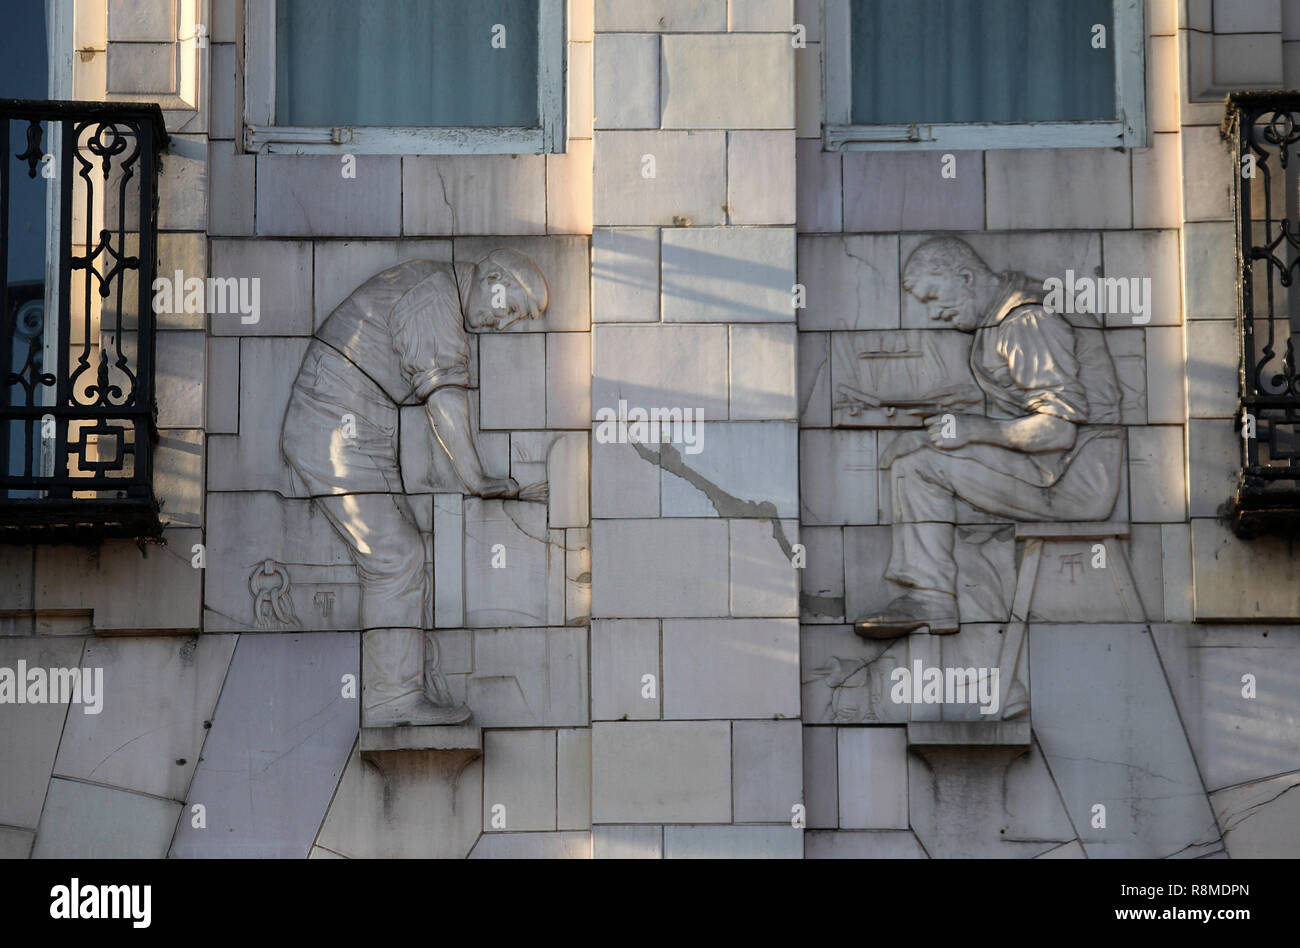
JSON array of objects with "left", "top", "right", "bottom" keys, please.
[
  {"left": 281, "top": 251, "right": 548, "bottom": 728},
  {"left": 852, "top": 237, "right": 1122, "bottom": 639}
]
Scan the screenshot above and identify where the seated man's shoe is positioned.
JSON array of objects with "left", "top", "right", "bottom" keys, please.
[
  {"left": 364, "top": 691, "right": 472, "bottom": 728},
  {"left": 854, "top": 592, "right": 959, "bottom": 639}
]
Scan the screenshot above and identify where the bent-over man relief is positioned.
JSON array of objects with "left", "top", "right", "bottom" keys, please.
[{"left": 281, "top": 250, "right": 549, "bottom": 729}]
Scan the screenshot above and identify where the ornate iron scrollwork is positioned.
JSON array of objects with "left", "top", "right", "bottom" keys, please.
[
  {"left": 1225, "top": 93, "right": 1300, "bottom": 537},
  {"left": 1, "top": 99, "right": 168, "bottom": 541}
]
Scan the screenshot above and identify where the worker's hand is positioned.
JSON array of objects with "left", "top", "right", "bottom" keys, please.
[{"left": 476, "top": 475, "right": 519, "bottom": 499}]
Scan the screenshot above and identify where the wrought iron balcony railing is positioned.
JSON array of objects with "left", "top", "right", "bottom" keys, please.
[
  {"left": 1, "top": 100, "right": 168, "bottom": 542},
  {"left": 1225, "top": 92, "right": 1300, "bottom": 538}
]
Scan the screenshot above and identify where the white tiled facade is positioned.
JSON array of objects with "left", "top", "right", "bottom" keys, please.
[{"left": 2, "top": 0, "right": 1298, "bottom": 860}]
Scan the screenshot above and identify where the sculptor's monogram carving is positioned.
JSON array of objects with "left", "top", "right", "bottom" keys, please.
[
  {"left": 842, "top": 238, "right": 1124, "bottom": 718},
  {"left": 280, "top": 251, "right": 550, "bottom": 729},
  {"left": 249, "top": 559, "right": 298, "bottom": 629}
]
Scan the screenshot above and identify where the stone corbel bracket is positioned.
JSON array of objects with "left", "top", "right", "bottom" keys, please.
[{"left": 360, "top": 724, "right": 482, "bottom": 763}]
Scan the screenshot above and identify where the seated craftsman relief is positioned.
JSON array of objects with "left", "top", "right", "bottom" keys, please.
[
  {"left": 281, "top": 250, "right": 550, "bottom": 729},
  {"left": 841, "top": 237, "right": 1124, "bottom": 641}
]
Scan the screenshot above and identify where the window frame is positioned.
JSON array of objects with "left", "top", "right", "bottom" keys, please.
[
  {"left": 821, "top": 0, "right": 1147, "bottom": 151},
  {"left": 242, "top": 0, "right": 566, "bottom": 155}
]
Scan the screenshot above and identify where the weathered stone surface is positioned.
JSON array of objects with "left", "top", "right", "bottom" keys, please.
[
  {"left": 730, "top": 518, "right": 799, "bottom": 618},
  {"left": 663, "top": 619, "right": 800, "bottom": 719},
  {"left": 1191, "top": 518, "right": 1300, "bottom": 620},
  {"left": 803, "top": 725, "right": 837, "bottom": 828},
  {"left": 730, "top": 325, "right": 798, "bottom": 421},
  {"left": 592, "top": 228, "right": 659, "bottom": 322},
  {"left": 795, "top": 42, "right": 821, "bottom": 137},
  {"left": 108, "top": 0, "right": 174, "bottom": 41},
  {"left": 662, "top": 422, "right": 798, "bottom": 519},
  {"left": 593, "top": 824, "right": 662, "bottom": 858},
  {"left": 35, "top": 531, "right": 202, "bottom": 633},
  {"left": 1151, "top": 624, "right": 1300, "bottom": 791},
  {"left": 728, "top": 131, "right": 796, "bottom": 224},
  {"left": 466, "top": 627, "right": 588, "bottom": 727},
  {"left": 484, "top": 729, "right": 557, "bottom": 832},
  {"left": 591, "top": 519, "right": 729, "bottom": 617},
  {"left": 796, "top": 140, "right": 841, "bottom": 233},
  {"left": 593, "top": 324, "right": 730, "bottom": 419},
  {"left": 469, "top": 831, "right": 591, "bottom": 858},
  {"left": 843, "top": 150, "right": 984, "bottom": 232},
  {"left": 1132, "top": 132, "right": 1181, "bottom": 229},
  {"left": 209, "top": 240, "right": 313, "bottom": 336},
  {"left": 154, "top": 429, "right": 204, "bottom": 528},
  {"left": 568, "top": 39, "right": 593, "bottom": 138},
  {"left": 908, "top": 743, "right": 1075, "bottom": 858},
  {"left": 594, "top": 131, "right": 727, "bottom": 226},
  {"left": 53, "top": 635, "right": 235, "bottom": 801},
  {"left": 729, "top": 0, "right": 794, "bottom": 30},
  {"left": 0, "top": 636, "right": 85, "bottom": 828},
  {"left": 203, "top": 336, "right": 238, "bottom": 436},
  {"left": 838, "top": 726, "right": 908, "bottom": 829},
  {"left": 661, "top": 227, "right": 796, "bottom": 323},
  {"left": 558, "top": 728, "right": 592, "bottom": 830},
  {"left": 33, "top": 779, "right": 181, "bottom": 858},
  {"left": 1185, "top": 320, "right": 1237, "bottom": 418},
  {"left": 0, "top": 827, "right": 34, "bottom": 859},
  {"left": 592, "top": 721, "right": 731, "bottom": 823},
  {"left": 592, "top": 438, "right": 660, "bottom": 518},
  {"left": 547, "top": 139, "right": 593, "bottom": 235},
  {"left": 1035, "top": 839, "right": 1086, "bottom": 858},
  {"left": 169, "top": 632, "right": 358, "bottom": 858},
  {"left": 805, "top": 830, "right": 928, "bottom": 858},
  {"left": 1210, "top": 771, "right": 1300, "bottom": 858},
  {"left": 797, "top": 235, "right": 900, "bottom": 331},
  {"left": 734, "top": 720, "right": 803, "bottom": 822},
  {"left": 660, "top": 35, "right": 793, "bottom": 129},
  {"left": 315, "top": 743, "right": 483, "bottom": 858},
  {"left": 209, "top": 143, "right": 256, "bottom": 236},
  {"left": 986, "top": 149, "right": 1131, "bottom": 230},
  {"left": 800, "top": 526, "right": 844, "bottom": 624},
  {"left": 1100, "top": 229, "right": 1182, "bottom": 326},
  {"left": 798, "top": 331, "right": 831, "bottom": 427},
  {"left": 155, "top": 330, "right": 205, "bottom": 429},
  {"left": 1127, "top": 426, "right": 1186, "bottom": 522},
  {"left": 1183, "top": 223, "right": 1237, "bottom": 318},
  {"left": 1031, "top": 624, "right": 1224, "bottom": 858},
  {"left": 547, "top": 334, "right": 592, "bottom": 430},
  {"left": 595, "top": 0, "right": 725, "bottom": 31},
  {"left": 402, "top": 156, "right": 546, "bottom": 235},
  {"left": 594, "top": 33, "right": 659, "bottom": 128},
  {"left": 799, "top": 429, "right": 876, "bottom": 526},
  {"left": 664, "top": 825, "right": 803, "bottom": 858},
  {"left": 592, "top": 619, "right": 660, "bottom": 721},
  {"left": 204, "top": 492, "right": 359, "bottom": 633},
  {"left": 257, "top": 156, "right": 401, "bottom": 236}
]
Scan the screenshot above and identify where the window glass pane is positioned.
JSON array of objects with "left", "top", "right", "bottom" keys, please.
[
  {"left": 276, "top": 0, "right": 540, "bottom": 127},
  {"left": 850, "top": 0, "right": 1116, "bottom": 125}
]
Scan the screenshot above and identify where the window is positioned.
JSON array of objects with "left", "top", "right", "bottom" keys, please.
[
  {"left": 244, "top": 0, "right": 565, "bottom": 154},
  {"left": 822, "top": 0, "right": 1146, "bottom": 149}
]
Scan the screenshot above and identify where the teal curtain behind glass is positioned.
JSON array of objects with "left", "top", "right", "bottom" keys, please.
[
  {"left": 276, "top": 0, "right": 539, "bottom": 127},
  {"left": 850, "top": 0, "right": 1116, "bottom": 125}
]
